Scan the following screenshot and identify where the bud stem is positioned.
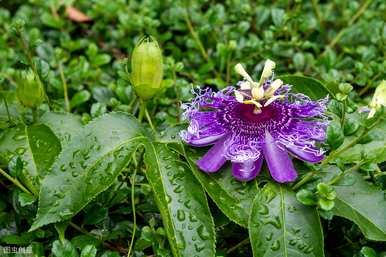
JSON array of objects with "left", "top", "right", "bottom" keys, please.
[
  {"left": 32, "top": 108, "right": 38, "bottom": 123},
  {"left": 59, "top": 62, "right": 71, "bottom": 112}
]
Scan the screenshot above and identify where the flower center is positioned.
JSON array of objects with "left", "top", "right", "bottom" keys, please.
[{"left": 220, "top": 102, "right": 291, "bottom": 137}]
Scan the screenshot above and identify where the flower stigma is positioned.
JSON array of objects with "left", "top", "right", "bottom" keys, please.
[{"left": 234, "top": 60, "right": 285, "bottom": 113}]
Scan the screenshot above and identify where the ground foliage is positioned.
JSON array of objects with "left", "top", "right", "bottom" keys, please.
[{"left": 0, "top": 0, "right": 386, "bottom": 257}]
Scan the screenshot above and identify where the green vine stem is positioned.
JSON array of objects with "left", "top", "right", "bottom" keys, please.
[
  {"left": 320, "top": 115, "right": 383, "bottom": 166},
  {"left": 58, "top": 61, "right": 71, "bottom": 112},
  {"left": 127, "top": 151, "right": 143, "bottom": 257},
  {"left": 0, "top": 168, "right": 33, "bottom": 195},
  {"left": 293, "top": 115, "right": 383, "bottom": 190},
  {"left": 32, "top": 108, "right": 38, "bottom": 123},
  {"left": 327, "top": 161, "right": 363, "bottom": 185},
  {"left": 321, "top": 0, "right": 372, "bottom": 55},
  {"left": 292, "top": 171, "right": 317, "bottom": 191}
]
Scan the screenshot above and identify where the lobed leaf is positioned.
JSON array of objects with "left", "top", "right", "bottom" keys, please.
[
  {"left": 249, "top": 183, "right": 325, "bottom": 257},
  {"left": 0, "top": 124, "right": 61, "bottom": 193}
]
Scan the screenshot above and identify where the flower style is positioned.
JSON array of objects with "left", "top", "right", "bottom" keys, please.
[{"left": 180, "top": 60, "right": 328, "bottom": 183}]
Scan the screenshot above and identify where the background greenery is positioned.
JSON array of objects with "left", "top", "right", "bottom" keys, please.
[{"left": 0, "top": 0, "right": 385, "bottom": 256}]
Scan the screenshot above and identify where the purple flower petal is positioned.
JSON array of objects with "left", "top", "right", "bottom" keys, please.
[
  {"left": 262, "top": 131, "right": 297, "bottom": 183},
  {"left": 186, "top": 133, "right": 226, "bottom": 147},
  {"left": 285, "top": 143, "right": 324, "bottom": 163},
  {"left": 197, "top": 136, "right": 228, "bottom": 173},
  {"left": 232, "top": 157, "right": 263, "bottom": 181}
]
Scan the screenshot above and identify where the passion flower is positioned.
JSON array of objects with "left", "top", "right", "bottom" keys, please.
[{"left": 181, "top": 60, "right": 328, "bottom": 183}]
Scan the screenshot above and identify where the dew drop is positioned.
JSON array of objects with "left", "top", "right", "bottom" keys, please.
[
  {"left": 173, "top": 185, "right": 183, "bottom": 193},
  {"left": 297, "top": 242, "right": 307, "bottom": 251},
  {"left": 54, "top": 191, "right": 65, "bottom": 199},
  {"left": 264, "top": 216, "right": 281, "bottom": 229},
  {"left": 257, "top": 204, "right": 269, "bottom": 215},
  {"left": 270, "top": 240, "right": 280, "bottom": 251},
  {"left": 16, "top": 147, "right": 26, "bottom": 155},
  {"left": 189, "top": 213, "right": 198, "bottom": 222},
  {"left": 289, "top": 239, "right": 297, "bottom": 246},
  {"left": 304, "top": 246, "right": 313, "bottom": 253},
  {"left": 184, "top": 200, "right": 192, "bottom": 209},
  {"left": 165, "top": 194, "right": 172, "bottom": 204},
  {"left": 72, "top": 171, "right": 79, "bottom": 177},
  {"left": 287, "top": 206, "right": 297, "bottom": 213},
  {"left": 265, "top": 232, "right": 273, "bottom": 241},
  {"left": 59, "top": 209, "right": 73, "bottom": 219},
  {"left": 177, "top": 209, "right": 185, "bottom": 221},
  {"left": 13, "top": 134, "right": 25, "bottom": 141},
  {"left": 60, "top": 164, "right": 66, "bottom": 172},
  {"left": 194, "top": 243, "right": 205, "bottom": 252},
  {"left": 197, "top": 225, "right": 210, "bottom": 240}
]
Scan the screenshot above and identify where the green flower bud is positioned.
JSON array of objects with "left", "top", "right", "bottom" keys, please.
[
  {"left": 131, "top": 36, "right": 163, "bottom": 100},
  {"left": 15, "top": 69, "right": 45, "bottom": 108}
]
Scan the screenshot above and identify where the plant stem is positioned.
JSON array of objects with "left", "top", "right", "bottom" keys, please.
[
  {"left": 58, "top": 61, "right": 71, "bottom": 112},
  {"left": 144, "top": 105, "right": 156, "bottom": 132},
  {"left": 327, "top": 162, "right": 363, "bottom": 185},
  {"left": 138, "top": 100, "right": 146, "bottom": 123},
  {"left": 2, "top": 93, "right": 12, "bottom": 122},
  {"left": 311, "top": 0, "right": 323, "bottom": 29},
  {"left": 321, "top": 0, "right": 372, "bottom": 55},
  {"left": 32, "top": 108, "right": 38, "bottom": 123},
  {"left": 292, "top": 171, "right": 316, "bottom": 190},
  {"left": 320, "top": 115, "right": 383, "bottom": 166},
  {"left": 0, "top": 168, "right": 31, "bottom": 195},
  {"left": 69, "top": 222, "right": 127, "bottom": 254},
  {"left": 183, "top": 10, "right": 208, "bottom": 61},
  {"left": 172, "top": 67, "right": 181, "bottom": 122},
  {"left": 340, "top": 99, "right": 346, "bottom": 128},
  {"left": 226, "top": 237, "right": 250, "bottom": 254},
  {"left": 358, "top": 72, "right": 381, "bottom": 96},
  {"left": 127, "top": 153, "right": 142, "bottom": 257}
]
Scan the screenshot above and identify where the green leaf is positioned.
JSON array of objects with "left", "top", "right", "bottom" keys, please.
[
  {"left": 70, "top": 90, "right": 91, "bottom": 108},
  {"left": 339, "top": 118, "right": 386, "bottom": 163},
  {"left": 0, "top": 124, "right": 61, "bottom": 193},
  {"left": 40, "top": 112, "right": 83, "bottom": 146},
  {"left": 249, "top": 183, "right": 325, "bottom": 257},
  {"left": 144, "top": 143, "right": 215, "bottom": 257},
  {"left": 18, "top": 192, "right": 37, "bottom": 206},
  {"left": 80, "top": 245, "right": 97, "bottom": 257},
  {"left": 52, "top": 239, "right": 78, "bottom": 257},
  {"left": 30, "top": 113, "right": 146, "bottom": 231},
  {"left": 333, "top": 172, "right": 386, "bottom": 241},
  {"left": 186, "top": 155, "right": 258, "bottom": 227},
  {"left": 92, "top": 54, "right": 111, "bottom": 67},
  {"left": 279, "top": 75, "right": 332, "bottom": 100}
]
